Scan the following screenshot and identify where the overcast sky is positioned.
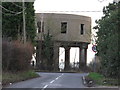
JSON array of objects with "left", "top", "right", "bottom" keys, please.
[
  {"left": 34, "top": 0, "right": 113, "bottom": 26},
  {"left": 34, "top": 0, "right": 113, "bottom": 64}
]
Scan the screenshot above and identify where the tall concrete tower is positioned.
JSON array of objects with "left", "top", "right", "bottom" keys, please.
[{"left": 35, "top": 13, "right": 91, "bottom": 71}]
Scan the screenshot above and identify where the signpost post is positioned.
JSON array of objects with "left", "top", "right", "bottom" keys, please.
[{"left": 92, "top": 45, "right": 97, "bottom": 72}]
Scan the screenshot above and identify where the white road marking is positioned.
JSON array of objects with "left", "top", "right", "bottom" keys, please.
[
  {"left": 83, "top": 76, "right": 86, "bottom": 84},
  {"left": 50, "top": 80, "right": 55, "bottom": 84},
  {"left": 57, "top": 74, "right": 63, "bottom": 79},
  {"left": 49, "top": 74, "right": 64, "bottom": 85},
  {"left": 55, "top": 77, "right": 59, "bottom": 80},
  {"left": 42, "top": 85, "right": 48, "bottom": 90},
  {"left": 58, "top": 76, "right": 61, "bottom": 78}
]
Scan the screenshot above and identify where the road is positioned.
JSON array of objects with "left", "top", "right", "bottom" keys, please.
[
  {"left": 3, "top": 72, "right": 119, "bottom": 90},
  {"left": 4, "top": 72, "right": 87, "bottom": 89}
]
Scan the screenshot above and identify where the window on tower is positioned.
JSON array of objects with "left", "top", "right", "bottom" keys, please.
[
  {"left": 80, "top": 24, "right": 84, "bottom": 35},
  {"left": 61, "top": 22, "right": 67, "bottom": 34},
  {"left": 37, "top": 21, "right": 44, "bottom": 33}
]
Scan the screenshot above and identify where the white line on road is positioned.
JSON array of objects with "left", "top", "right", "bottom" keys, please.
[
  {"left": 49, "top": 74, "right": 64, "bottom": 85},
  {"left": 83, "top": 76, "right": 86, "bottom": 84},
  {"left": 55, "top": 77, "right": 59, "bottom": 80},
  {"left": 42, "top": 85, "right": 48, "bottom": 90},
  {"left": 57, "top": 74, "right": 63, "bottom": 79},
  {"left": 50, "top": 80, "right": 55, "bottom": 84},
  {"left": 58, "top": 76, "right": 61, "bottom": 78}
]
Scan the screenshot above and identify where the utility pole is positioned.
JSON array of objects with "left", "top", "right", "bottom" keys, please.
[
  {"left": 41, "top": 13, "right": 44, "bottom": 39},
  {"left": 22, "top": 0, "right": 26, "bottom": 44},
  {"left": 37, "top": 13, "right": 44, "bottom": 69}
]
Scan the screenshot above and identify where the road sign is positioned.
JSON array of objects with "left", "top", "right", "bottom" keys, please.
[{"left": 92, "top": 45, "right": 97, "bottom": 52}]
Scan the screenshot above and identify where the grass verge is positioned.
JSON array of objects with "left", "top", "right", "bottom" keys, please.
[
  {"left": 2, "top": 70, "right": 39, "bottom": 86},
  {"left": 87, "top": 72, "right": 118, "bottom": 86}
]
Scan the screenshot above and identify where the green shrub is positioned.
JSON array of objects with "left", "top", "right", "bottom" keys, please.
[
  {"left": 2, "top": 70, "right": 39, "bottom": 85},
  {"left": 88, "top": 72, "right": 104, "bottom": 81},
  {"left": 88, "top": 72, "right": 118, "bottom": 86}
]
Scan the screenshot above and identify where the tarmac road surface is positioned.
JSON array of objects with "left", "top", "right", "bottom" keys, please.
[{"left": 2, "top": 72, "right": 119, "bottom": 90}]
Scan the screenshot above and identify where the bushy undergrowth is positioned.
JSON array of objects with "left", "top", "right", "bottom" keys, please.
[
  {"left": 88, "top": 72, "right": 104, "bottom": 81},
  {"left": 2, "top": 40, "right": 34, "bottom": 72},
  {"left": 88, "top": 72, "right": 118, "bottom": 86},
  {"left": 2, "top": 70, "right": 39, "bottom": 85}
]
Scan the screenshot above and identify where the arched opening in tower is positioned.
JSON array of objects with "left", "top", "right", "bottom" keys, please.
[{"left": 59, "top": 47, "right": 80, "bottom": 71}]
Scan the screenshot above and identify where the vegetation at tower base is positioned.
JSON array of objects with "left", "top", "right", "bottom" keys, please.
[
  {"left": 2, "top": 40, "right": 40, "bottom": 86},
  {"left": 94, "top": 1, "right": 120, "bottom": 80},
  {"left": 2, "top": 2, "right": 36, "bottom": 44},
  {"left": 2, "top": 2, "right": 39, "bottom": 85},
  {"left": 2, "top": 40, "right": 34, "bottom": 72},
  {"left": 42, "top": 30, "right": 54, "bottom": 71},
  {"left": 2, "top": 1, "right": 37, "bottom": 71}
]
